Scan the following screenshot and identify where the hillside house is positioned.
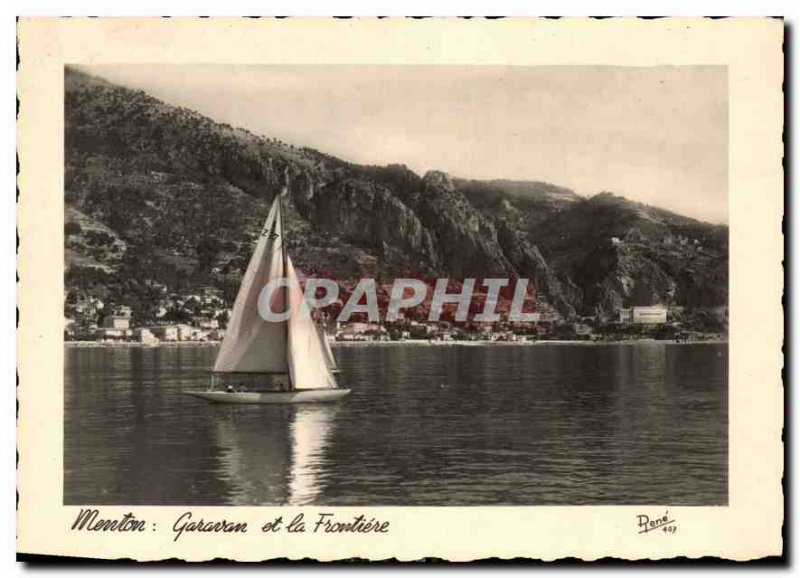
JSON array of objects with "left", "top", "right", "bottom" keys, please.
[
  {"left": 114, "top": 305, "right": 133, "bottom": 317},
  {"left": 102, "top": 315, "right": 131, "bottom": 331}
]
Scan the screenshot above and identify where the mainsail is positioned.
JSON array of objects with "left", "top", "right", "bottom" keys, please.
[
  {"left": 214, "top": 196, "right": 287, "bottom": 373},
  {"left": 214, "top": 193, "right": 338, "bottom": 391}
]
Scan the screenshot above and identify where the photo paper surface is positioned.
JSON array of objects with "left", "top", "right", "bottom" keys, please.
[{"left": 17, "top": 17, "right": 783, "bottom": 561}]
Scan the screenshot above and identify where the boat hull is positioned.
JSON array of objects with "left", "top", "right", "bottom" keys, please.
[{"left": 185, "top": 389, "right": 351, "bottom": 404}]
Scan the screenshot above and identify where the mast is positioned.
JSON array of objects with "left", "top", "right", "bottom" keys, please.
[
  {"left": 278, "top": 188, "right": 288, "bottom": 269},
  {"left": 278, "top": 190, "right": 294, "bottom": 391}
]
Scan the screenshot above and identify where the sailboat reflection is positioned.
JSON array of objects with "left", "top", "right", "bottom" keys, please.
[
  {"left": 288, "top": 405, "right": 339, "bottom": 505},
  {"left": 214, "top": 404, "right": 339, "bottom": 506}
]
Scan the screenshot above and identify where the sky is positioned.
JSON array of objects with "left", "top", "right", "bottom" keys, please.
[{"left": 81, "top": 64, "right": 728, "bottom": 224}]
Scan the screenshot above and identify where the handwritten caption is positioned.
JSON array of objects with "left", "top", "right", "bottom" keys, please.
[
  {"left": 636, "top": 510, "right": 677, "bottom": 535},
  {"left": 71, "top": 509, "right": 390, "bottom": 542}
]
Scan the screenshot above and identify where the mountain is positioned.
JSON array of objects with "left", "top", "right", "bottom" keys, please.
[
  {"left": 461, "top": 185, "right": 728, "bottom": 316},
  {"left": 64, "top": 67, "right": 728, "bottom": 326}
]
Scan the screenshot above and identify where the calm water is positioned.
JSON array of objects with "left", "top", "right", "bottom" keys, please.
[{"left": 64, "top": 343, "right": 727, "bottom": 506}]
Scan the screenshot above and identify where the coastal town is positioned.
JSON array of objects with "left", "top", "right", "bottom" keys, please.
[{"left": 65, "top": 284, "right": 724, "bottom": 346}]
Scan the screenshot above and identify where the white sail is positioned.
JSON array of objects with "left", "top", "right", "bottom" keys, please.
[
  {"left": 316, "top": 324, "right": 338, "bottom": 371},
  {"left": 214, "top": 196, "right": 288, "bottom": 373},
  {"left": 286, "top": 256, "right": 338, "bottom": 390}
]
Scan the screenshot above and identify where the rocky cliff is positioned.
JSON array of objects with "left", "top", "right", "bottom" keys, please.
[{"left": 64, "top": 67, "right": 728, "bottom": 324}]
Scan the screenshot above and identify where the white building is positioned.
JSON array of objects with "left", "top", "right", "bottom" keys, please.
[
  {"left": 198, "top": 318, "right": 219, "bottom": 330},
  {"left": 133, "top": 328, "right": 159, "bottom": 345},
  {"left": 115, "top": 305, "right": 133, "bottom": 317},
  {"left": 619, "top": 305, "right": 668, "bottom": 325},
  {"left": 98, "top": 328, "right": 129, "bottom": 340},
  {"left": 345, "top": 322, "right": 377, "bottom": 334},
  {"left": 177, "top": 324, "right": 195, "bottom": 341},
  {"left": 150, "top": 325, "right": 178, "bottom": 341},
  {"left": 102, "top": 315, "right": 131, "bottom": 330}
]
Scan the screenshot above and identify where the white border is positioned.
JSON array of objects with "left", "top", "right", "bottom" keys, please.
[{"left": 8, "top": 2, "right": 792, "bottom": 576}]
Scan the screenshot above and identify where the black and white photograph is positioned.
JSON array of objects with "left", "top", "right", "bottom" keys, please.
[
  {"left": 63, "top": 63, "right": 729, "bottom": 507},
  {"left": 15, "top": 16, "right": 783, "bottom": 562}
]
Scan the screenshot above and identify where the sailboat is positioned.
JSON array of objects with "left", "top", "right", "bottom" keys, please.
[{"left": 186, "top": 192, "right": 350, "bottom": 404}]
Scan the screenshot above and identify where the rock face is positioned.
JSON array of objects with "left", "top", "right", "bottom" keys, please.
[
  {"left": 400, "top": 171, "right": 514, "bottom": 277},
  {"left": 472, "top": 188, "right": 728, "bottom": 318},
  {"left": 297, "top": 177, "right": 438, "bottom": 272},
  {"left": 63, "top": 67, "right": 728, "bottom": 323},
  {"left": 494, "top": 220, "right": 578, "bottom": 318}
]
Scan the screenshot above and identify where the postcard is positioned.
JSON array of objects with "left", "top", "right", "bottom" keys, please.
[{"left": 17, "top": 17, "right": 784, "bottom": 561}]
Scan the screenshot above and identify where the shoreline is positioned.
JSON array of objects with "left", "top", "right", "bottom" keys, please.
[{"left": 65, "top": 338, "right": 728, "bottom": 348}]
